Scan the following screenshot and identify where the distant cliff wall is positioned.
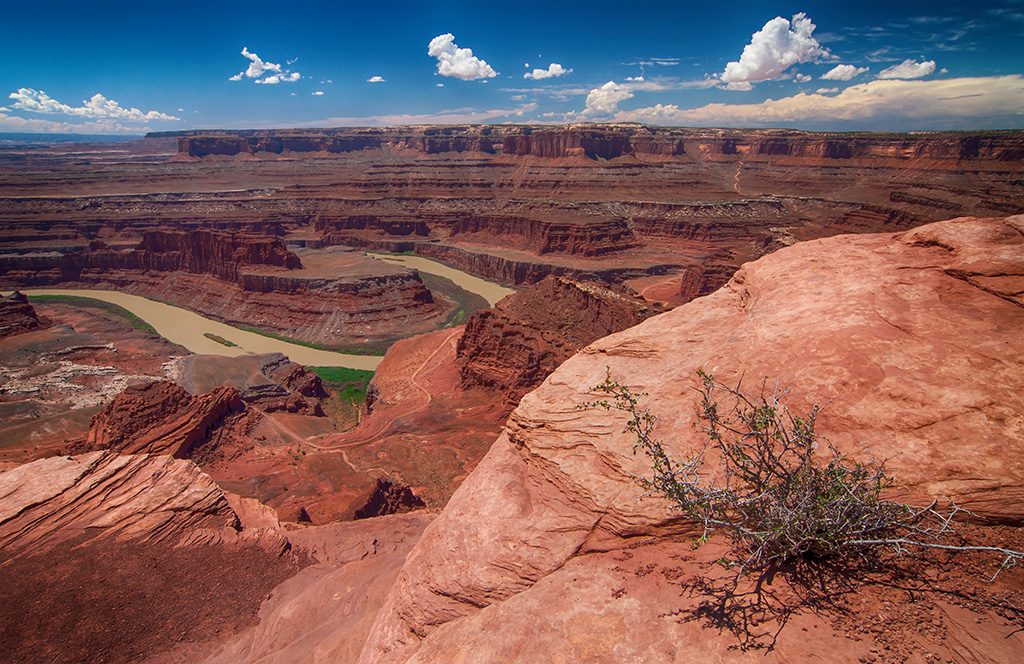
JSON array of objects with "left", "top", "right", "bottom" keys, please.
[{"left": 170, "top": 125, "right": 1024, "bottom": 165}]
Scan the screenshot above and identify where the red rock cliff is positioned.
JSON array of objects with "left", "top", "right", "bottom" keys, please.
[
  {"left": 0, "top": 290, "right": 47, "bottom": 339},
  {"left": 457, "top": 276, "right": 662, "bottom": 403},
  {"left": 172, "top": 125, "right": 1024, "bottom": 165}
]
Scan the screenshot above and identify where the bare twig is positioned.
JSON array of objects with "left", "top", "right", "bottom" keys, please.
[{"left": 581, "top": 369, "right": 1023, "bottom": 573}]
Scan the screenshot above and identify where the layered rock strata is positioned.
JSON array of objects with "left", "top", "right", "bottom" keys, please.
[
  {"left": 167, "top": 125, "right": 1024, "bottom": 164},
  {"left": 0, "top": 451, "right": 239, "bottom": 557},
  {"left": 4, "top": 125, "right": 1022, "bottom": 304},
  {"left": 0, "top": 290, "right": 47, "bottom": 339},
  {"left": 173, "top": 352, "right": 328, "bottom": 416},
  {"left": 457, "top": 276, "right": 662, "bottom": 403},
  {"left": 0, "top": 231, "right": 443, "bottom": 346},
  {"left": 75, "top": 381, "right": 247, "bottom": 460}
]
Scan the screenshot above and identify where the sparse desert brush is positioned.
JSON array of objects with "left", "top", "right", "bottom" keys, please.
[{"left": 583, "top": 369, "right": 1023, "bottom": 575}]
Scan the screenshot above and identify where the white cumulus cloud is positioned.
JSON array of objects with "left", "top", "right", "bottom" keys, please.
[
  {"left": 815, "top": 87, "right": 839, "bottom": 94},
  {"left": 428, "top": 33, "right": 497, "bottom": 80},
  {"left": 579, "top": 81, "right": 634, "bottom": 118},
  {"left": 367, "top": 76, "right": 385, "bottom": 83},
  {"left": 312, "top": 91, "right": 324, "bottom": 96},
  {"left": 877, "top": 59, "right": 936, "bottom": 79},
  {"left": 795, "top": 73, "right": 812, "bottom": 83},
  {"left": 721, "top": 13, "right": 829, "bottom": 89},
  {"left": 7, "top": 88, "right": 178, "bottom": 122},
  {"left": 255, "top": 72, "right": 301, "bottom": 85},
  {"left": 524, "top": 63, "right": 571, "bottom": 80},
  {"left": 230, "top": 47, "right": 300, "bottom": 84},
  {"left": 822, "top": 64, "right": 870, "bottom": 81}
]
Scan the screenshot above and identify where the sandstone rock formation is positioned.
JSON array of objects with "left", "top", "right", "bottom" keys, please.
[
  {"left": 0, "top": 449, "right": 306, "bottom": 664},
  {"left": 203, "top": 512, "right": 435, "bottom": 664},
  {"left": 0, "top": 291, "right": 46, "bottom": 339},
  {"left": 457, "top": 276, "right": 662, "bottom": 403},
  {"left": 355, "top": 215, "right": 1024, "bottom": 662},
  {"left": 173, "top": 352, "right": 328, "bottom": 416},
  {"left": 0, "top": 451, "right": 239, "bottom": 557},
  {"left": 75, "top": 380, "right": 246, "bottom": 460}
]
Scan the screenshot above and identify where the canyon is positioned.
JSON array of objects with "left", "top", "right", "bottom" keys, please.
[{"left": 0, "top": 125, "right": 1022, "bottom": 663}]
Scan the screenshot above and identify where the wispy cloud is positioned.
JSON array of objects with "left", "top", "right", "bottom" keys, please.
[
  {"left": 624, "top": 58, "right": 681, "bottom": 67},
  {"left": 614, "top": 76, "right": 1024, "bottom": 128},
  {"left": 230, "top": 47, "right": 300, "bottom": 84},
  {"left": 0, "top": 112, "right": 151, "bottom": 134},
  {"left": 318, "top": 103, "right": 537, "bottom": 127},
  {"left": 6, "top": 88, "right": 178, "bottom": 122},
  {"left": 720, "top": 13, "right": 829, "bottom": 90},
  {"left": 254, "top": 73, "right": 301, "bottom": 85},
  {"left": 427, "top": 34, "right": 497, "bottom": 81}
]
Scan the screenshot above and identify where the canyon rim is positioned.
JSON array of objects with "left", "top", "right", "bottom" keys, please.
[{"left": 0, "top": 122, "right": 1021, "bottom": 663}]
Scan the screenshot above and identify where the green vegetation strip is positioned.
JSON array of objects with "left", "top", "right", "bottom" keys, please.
[
  {"left": 29, "top": 294, "right": 158, "bottom": 335},
  {"left": 203, "top": 332, "right": 238, "bottom": 347},
  {"left": 235, "top": 327, "right": 387, "bottom": 358}
]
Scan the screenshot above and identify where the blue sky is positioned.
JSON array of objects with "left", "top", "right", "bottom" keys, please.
[{"left": 1, "top": 0, "right": 1022, "bottom": 134}]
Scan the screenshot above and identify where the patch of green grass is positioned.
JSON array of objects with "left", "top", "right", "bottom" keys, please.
[
  {"left": 308, "top": 366, "right": 375, "bottom": 429},
  {"left": 307, "top": 366, "right": 375, "bottom": 385},
  {"left": 336, "top": 383, "right": 369, "bottom": 405},
  {"left": 308, "top": 366, "right": 374, "bottom": 405},
  {"left": 29, "top": 294, "right": 158, "bottom": 335},
  {"left": 203, "top": 332, "right": 238, "bottom": 347}
]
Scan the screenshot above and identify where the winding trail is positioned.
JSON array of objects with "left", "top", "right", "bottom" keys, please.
[
  {"left": 733, "top": 160, "right": 744, "bottom": 195},
  {"left": 303, "top": 328, "right": 462, "bottom": 453}
]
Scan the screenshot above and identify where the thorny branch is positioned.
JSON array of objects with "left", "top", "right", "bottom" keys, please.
[{"left": 581, "top": 369, "right": 1024, "bottom": 576}]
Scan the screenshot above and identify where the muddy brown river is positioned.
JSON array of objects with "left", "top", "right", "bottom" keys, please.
[{"left": 5, "top": 255, "right": 514, "bottom": 370}]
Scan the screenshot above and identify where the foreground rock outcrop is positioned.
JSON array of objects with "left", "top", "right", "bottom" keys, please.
[
  {"left": 0, "top": 451, "right": 239, "bottom": 557},
  {"left": 0, "top": 448, "right": 306, "bottom": 664},
  {"left": 354, "top": 216, "right": 1023, "bottom": 662}
]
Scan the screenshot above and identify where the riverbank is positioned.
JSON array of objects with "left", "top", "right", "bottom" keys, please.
[
  {"left": 6, "top": 289, "right": 382, "bottom": 370},
  {"left": 3, "top": 255, "right": 514, "bottom": 371}
]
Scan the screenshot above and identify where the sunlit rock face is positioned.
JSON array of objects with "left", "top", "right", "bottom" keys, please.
[{"left": 357, "top": 216, "right": 1024, "bottom": 663}]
